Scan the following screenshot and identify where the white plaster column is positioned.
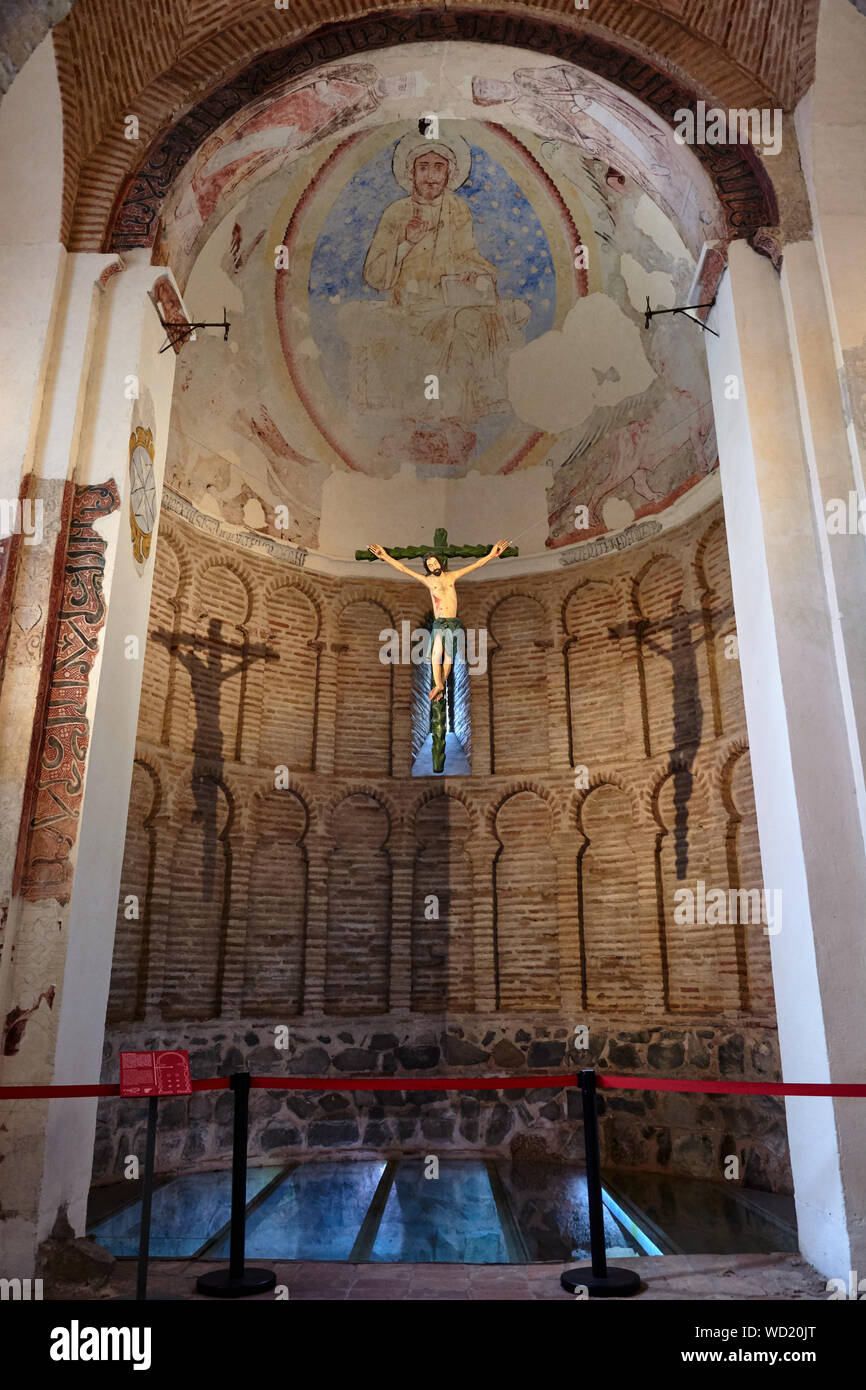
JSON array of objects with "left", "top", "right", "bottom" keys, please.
[
  {"left": 0, "top": 255, "right": 182, "bottom": 1274},
  {"left": 0, "top": 35, "right": 69, "bottom": 906},
  {"left": 706, "top": 239, "right": 866, "bottom": 1277},
  {"left": 0, "top": 251, "right": 115, "bottom": 966},
  {"left": 38, "top": 259, "right": 182, "bottom": 1251}
]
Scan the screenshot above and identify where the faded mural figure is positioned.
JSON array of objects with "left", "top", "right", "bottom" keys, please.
[
  {"left": 340, "top": 132, "right": 530, "bottom": 437},
  {"left": 167, "top": 65, "right": 413, "bottom": 261},
  {"left": 470, "top": 65, "right": 725, "bottom": 254}
]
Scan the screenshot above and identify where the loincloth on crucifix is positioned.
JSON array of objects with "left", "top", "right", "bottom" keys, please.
[{"left": 430, "top": 615, "right": 463, "bottom": 659}]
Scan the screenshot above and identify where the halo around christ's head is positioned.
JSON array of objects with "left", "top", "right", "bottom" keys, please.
[{"left": 392, "top": 128, "right": 472, "bottom": 193}]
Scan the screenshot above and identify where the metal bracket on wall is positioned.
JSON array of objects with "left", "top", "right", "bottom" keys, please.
[
  {"left": 158, "top": 307, "right": 231, "bottom": 353},
  {"left": 644, "top": 295, "right": 718, "bottom": 337}
]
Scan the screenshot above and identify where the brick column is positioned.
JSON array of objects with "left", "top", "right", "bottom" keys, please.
[
  {"left": 537, "top": 638, "right": 558, "bottom": 771},
  {"left": 315, "top": 645, "right": 343, "bottom": 775},
  {"left": 307, "top": 639, "right": 326, "bottom": 772},
  {"left": 391, "top": 657, "right": 414, "bottom": 780},
  {"left": 236, "top": 623, "right": 270, "bottom": 767},
  {"left": 468, "top": 835, "right": 498, "bottom": 1012},
  {"left": 218, "top": 804, "right": 253, "bottom": 1018},
  {"left": 470, "top": 641, "right": 495, "bottom": 777},
  {"left": 302, "top": 834, "right": 332, "bottom": 1016},
  {"left": 549, "top": 630, "right": 572, "bottom": 774},
  {"left": 636, "top": 802, "right": 668, "bottom": 1018},
  {"left": 388, "top": 829, "right": 415, "bottom": 1012},
  {"left": 551, "top": 828, "right": 581, "bottom": 1013},
  {"left": 166, "top": 599, "right": 199, "bottom": 755},
  {"left": 143, "top": 807, "right": 174, "bottom": 1017}
]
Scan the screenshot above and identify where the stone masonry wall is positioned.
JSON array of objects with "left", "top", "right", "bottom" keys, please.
[{"left": 96, "top": 1016, "right": 790, "bottom": 1193}]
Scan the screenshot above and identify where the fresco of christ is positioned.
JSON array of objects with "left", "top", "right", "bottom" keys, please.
[{"left": 340, "top": 131, "right": 530, "bottom": 430}]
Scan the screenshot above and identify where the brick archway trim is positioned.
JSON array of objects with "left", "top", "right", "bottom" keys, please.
[{"left": 82, "top": 7, "right": 779, "bottom": 256}]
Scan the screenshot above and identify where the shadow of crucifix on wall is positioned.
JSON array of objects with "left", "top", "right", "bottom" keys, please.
[
  {"left": 608, "top": 594, "right": 733, "bottom": 878},
  {"left": 150, "top": 619, "right": 279, "bottom": 898}
]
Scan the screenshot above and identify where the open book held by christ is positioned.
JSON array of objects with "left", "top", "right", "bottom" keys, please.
[{"left": 440, "top": 272, "right": 497, "bottom": 308}]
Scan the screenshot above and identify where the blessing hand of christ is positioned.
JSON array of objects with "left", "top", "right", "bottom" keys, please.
[{"left": 405, "top": 216, "right": 428, "bottom": 244}]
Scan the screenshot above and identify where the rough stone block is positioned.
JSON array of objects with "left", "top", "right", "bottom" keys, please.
[{"left": 308, "top": 1118, "right": 360, "bottom": 1147}]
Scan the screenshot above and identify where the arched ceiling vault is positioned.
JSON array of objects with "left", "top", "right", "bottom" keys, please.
[{"left": 51, "top": 0, "right": 816, "bottom": 251}]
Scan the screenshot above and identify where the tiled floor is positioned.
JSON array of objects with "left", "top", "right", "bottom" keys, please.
[{"left": 65, "top": 1251, "right": 827, "bottom": 1301}]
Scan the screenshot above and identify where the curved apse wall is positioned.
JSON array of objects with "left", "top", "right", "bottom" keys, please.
[{"left": 98, "top": 497, "right": 788, "bottom": 1197}]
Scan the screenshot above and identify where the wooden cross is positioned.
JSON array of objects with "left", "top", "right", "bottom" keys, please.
[{"left": 355, "top": 526, "right": 519, "bottom": 567}]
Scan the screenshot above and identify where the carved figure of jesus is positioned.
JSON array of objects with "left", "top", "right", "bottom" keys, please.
[{"left": 368, "top": 540, "right": 510, "bottom": 700}]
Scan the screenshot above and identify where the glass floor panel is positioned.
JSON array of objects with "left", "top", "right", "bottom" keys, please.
[
  {"left": 497, "top": 1162, "right": 646, "bottom": 1262},
  {"left": 209, "top": 1160, "right": 386, "bottom": 1261},
  {"left": 88, "top": 1166, "right": 282, "bottom": 1257},
  {"left": 602, "top": 1168, "right": 798, "bottom": 1256},
  {"left": 87, "top": 1159, "right": 796, "bottom": 1262},
  {"left": 370, "top": 1160, "right": 509, "bottom": 1263}
]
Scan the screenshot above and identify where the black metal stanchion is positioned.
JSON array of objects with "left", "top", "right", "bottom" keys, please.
[
  {"left": 196, "top": 1072, "right": 276, "bottom": 1298},
  {"left": 561, "top": 1069, "right": 641, "bottom": 1297},
  {"left": 114, "top": 1093, "right": 183, "bottom": 1302},
  {"left": 136, "top": 1095, "right": 158, "bottom": 1300}
]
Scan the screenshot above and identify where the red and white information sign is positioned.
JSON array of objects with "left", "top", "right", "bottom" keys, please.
[{"left": 120, "top": 1050, "right": 192, "bottom": 1097}]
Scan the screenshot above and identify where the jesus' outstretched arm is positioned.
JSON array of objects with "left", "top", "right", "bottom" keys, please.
[
  {"left": 368, "top": 543, "right": 431, "bottom": 583},
  {"left": 450, "top": 539, "right": 510, "bottom": 579}
]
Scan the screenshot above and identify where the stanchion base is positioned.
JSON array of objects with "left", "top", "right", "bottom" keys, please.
[
  {"left": 196, "top": 1268, "right": 277, "bottom": 1299},
  {"left": 561, "top": 1266, "right": 642, "bottom": 1298}
]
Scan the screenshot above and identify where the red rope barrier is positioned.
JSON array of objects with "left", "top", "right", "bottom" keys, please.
[
  {"left": 598, "top": 1074, "right": 866, "bottom": 1097},
  {"left": 249, "top": 1073, "right": 570, "bottom": 1092},
  {"left": 2, "top": 1072, "right": 865, "bottom": 1099},
  {"left": 0, "top": 1078, "right": 230, "bottom": 1099},
  {"left": 0, "top": 1084, "right": 121, "bottom": 1098}
]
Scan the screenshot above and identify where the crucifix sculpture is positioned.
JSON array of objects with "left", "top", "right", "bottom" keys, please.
[{"left": 356, "top": 528, "right": 517, "bottom": 773}]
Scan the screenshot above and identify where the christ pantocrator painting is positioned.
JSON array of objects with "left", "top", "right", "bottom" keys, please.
[{"left": 340, "top": 131, "right": 530, "bottom": 428}]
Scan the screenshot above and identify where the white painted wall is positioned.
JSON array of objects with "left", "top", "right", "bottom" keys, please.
[
  {"left": 0, "top": 34, "right": 66, "bottom": 506},
  {"left": 0, "top": 34, "right": 63, "bottom": 246}
]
